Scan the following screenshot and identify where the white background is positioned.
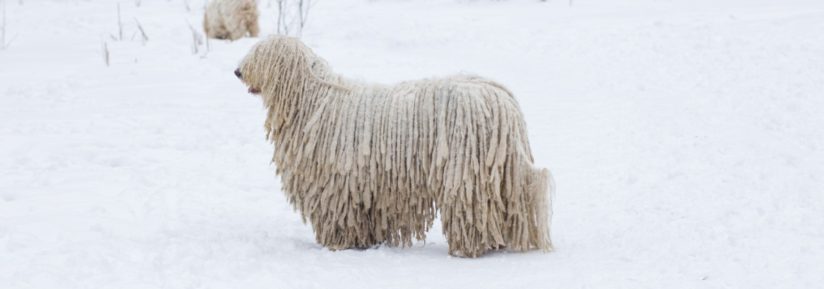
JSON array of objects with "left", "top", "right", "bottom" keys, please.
[{"left": 1, "top": 0, "right": 823, "bottom": 288}]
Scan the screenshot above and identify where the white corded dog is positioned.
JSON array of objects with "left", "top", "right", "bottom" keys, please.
[
  {"left": 235, "top": 36, "right": 553, "bottom": 257},
  {"left": 203, "top": 0, "right": 259, "bottom": 41}
]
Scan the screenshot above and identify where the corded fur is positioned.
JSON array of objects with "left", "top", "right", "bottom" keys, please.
[
  {"left": 203, "top": 0, "right": 259, "bottom": 41},
  {"left": 237, "top": 36, "right": 553, "bottom": 257}
]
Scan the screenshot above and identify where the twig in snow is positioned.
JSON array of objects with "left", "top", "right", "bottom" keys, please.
[
  {"left": 117, "top": 2, "right": 123, "bottom": 41},
  {"left": 186, "top": 20, "right": 203, "bottom": 54},
  {"left": 276, "top": 0, "right": 287, "bottom": 35},
  {"left": 135, "top": 18, "right": 149, "bottom": 45},
  {"left": 274, "top": 0, "right": 317, "bottom": 37},
  {"left": 102, "top": 41, "right": 110, "bottom": 66}
]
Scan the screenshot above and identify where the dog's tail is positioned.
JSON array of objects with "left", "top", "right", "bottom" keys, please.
[{"left": 526, "top": 166, "right": 554, "bottom": 251}]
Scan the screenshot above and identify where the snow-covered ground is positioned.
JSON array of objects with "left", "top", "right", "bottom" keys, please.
[{"left": 2, "top": 0, "right": 823, "bottom": 288}]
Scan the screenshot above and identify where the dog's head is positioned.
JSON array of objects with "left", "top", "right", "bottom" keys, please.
[{"left": 235, "top": 36, "right": 304, "bottom": 96}]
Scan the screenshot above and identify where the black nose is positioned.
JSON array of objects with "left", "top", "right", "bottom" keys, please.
[{"left": 234, "top": 69, "right": 242, "bottom": 78}]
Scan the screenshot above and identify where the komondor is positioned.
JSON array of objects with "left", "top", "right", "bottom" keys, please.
[
  {"left": 235, "top": 36, "right": 553, "bottom": 257},
  {"left": 203, "top": 0, "right": 259, "bottom": 41}
]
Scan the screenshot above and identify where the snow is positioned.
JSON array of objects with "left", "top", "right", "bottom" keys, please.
[{"left": 1, "top": 0, "right": 823, "bottom": 288}]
